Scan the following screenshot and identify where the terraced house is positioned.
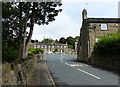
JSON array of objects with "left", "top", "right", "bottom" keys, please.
[
  {"left": 30, "top": 43, "right": 69, "bottom": 53},
  {"left": 77, "top": 9, "right": 120, "bottom": 62}
]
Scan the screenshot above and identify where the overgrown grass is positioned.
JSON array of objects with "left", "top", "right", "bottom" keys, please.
[{"left": 94, "top": 31, "right": 120, "bottom": 56}]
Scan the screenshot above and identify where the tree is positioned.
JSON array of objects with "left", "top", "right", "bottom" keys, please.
[
  {"left": 74, "top": 36, "right": 80, "bottom": 41},
  {"left": 41, "top": 38, "right": 54, "bottom": 44},
  {"left": 31, "top": 40, "right": 35, "bottom": 43},
  {"left": 54, "top": 39, "right": 59, "bottom": 44},
  {"left": 2, "top": 2, "right": 62, "bottom": 60},
  {"left": 2, "top": 2, "right": 20, "bottom": 62},
  {"left": 31, "top": 39, "right": 39, "bottom": 43},
  {"left": 59, "top": 37, "right": 66, "bottom": 44},
  {"left": 66, "top": 36, "right": 75, "bottom": 49}
]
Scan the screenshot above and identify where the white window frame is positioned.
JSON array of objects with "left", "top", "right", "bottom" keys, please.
[
  {"left": 45, "top": 45, "right": 47, "bottom": 48},
  {"left": 101, "top": 23, "right": 108, "bottom": 30},
  {"left": 37, "top": 45, "right": 40, "bottom": 48},
  {"left": 52, "top": 45, "right": 54, "bottom": 48}
]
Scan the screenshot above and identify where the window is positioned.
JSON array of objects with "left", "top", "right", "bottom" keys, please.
[
  {"left": 116, "top": 24, "right": 118, "bottom": 27},
  {"left": 64, "top": 46, "right": 66, "bottom": 48},
  {"left": 34, "top": 45, "right": 36, "bottom": 48},
  {"left": 37, "top": 45, "right": 40, "bottom": 48},
  {"left": 57, "top": 46, "right": 59, "bottom": 48},
  {"left": 101, "top": 24, "right": 107, "bottom": 30},
  {"left": 41, "top": 45, "right": 43, "bottom": 48},
  {"left": 96, "top": 38, "right": 100, "bottom": 42},
  {"left": 45, "top": 45, "right": 47, "bottom": 48},
  {"left": 52, "top": 46, "right": 54, "bottom": 48}
]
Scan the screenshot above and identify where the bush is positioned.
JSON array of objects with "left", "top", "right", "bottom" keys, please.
[
  {"left": 27, "top": 53, "right": 34, "bottom": 58},
  {"left": 28, "top": 47, "right": 44, "bottom": 55},
  {"left": 94, "top": 31, "right": 120, "bottom": 56},
  {"left": 68, "top": 45, "right": 73, "bottom": 49},
  {"left": 2, "top": 47, "right": 18, "bottom": 63},
  {"left": 52, "top": 48, "right": 58, "bottom": 53}
]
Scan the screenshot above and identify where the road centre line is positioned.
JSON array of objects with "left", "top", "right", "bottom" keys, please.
[
  {"left": 60, "top": 54, "right": 101, "bottom": 80},
  {"left": 77, "top": 68, "right": 101, "bottom": 80},
  {"left": 60, "top": 59, "right": 64, "bottom": 62},
  {"left": 65, "top": 62, "right": 70, "bottom": 66}
]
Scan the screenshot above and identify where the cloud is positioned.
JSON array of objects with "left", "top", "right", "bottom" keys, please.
[{"left": 32, "top": 11, "right": 80, "bottom": 41}]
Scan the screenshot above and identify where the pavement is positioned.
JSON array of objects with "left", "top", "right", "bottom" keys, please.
[
  {"left": 46, "top": 54, "right": 119, "bottom": 86},
  {"left": 28, "top": 55, "right": 55, "bottom": 86}
]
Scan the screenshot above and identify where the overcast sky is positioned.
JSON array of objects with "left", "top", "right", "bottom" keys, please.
[{"left": 32, "top": 0, "right": 119, "bottom": 41}]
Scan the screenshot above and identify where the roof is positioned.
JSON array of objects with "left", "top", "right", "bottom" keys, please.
[
  {"left": 84, "top": 18, "right": 120, "bottom": 23},
  {"left": 31, "top": 43, "right": 67, "bottom": 46}
]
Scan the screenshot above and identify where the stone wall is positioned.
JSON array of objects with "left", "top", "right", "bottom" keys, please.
[
  {"left": 77, "top": 20, "right": 89, "bottom": 61},
  {"left": 77, "top": 9, "right": 120, "bottom": 73},
  {"left": 90, "top": 53, "right": 119, "bottom": 73},
  {"left": 89, "top": 23, "right": 119, "bottom": 57},
  {"left": 2, "top": 54, "right": 43, "bottom": 85},
  {"left": 77, "top": 19, "right": 119, "bottom": 62}
]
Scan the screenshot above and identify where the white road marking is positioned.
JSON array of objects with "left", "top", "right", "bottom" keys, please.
[
  {"left": 77, "top": 68, "right": 101, "bottom": 80},
  {"left": 60, "top": 59, "right": 64, "bottom": 62},
  {"left": 70, "top": 64, "right": 83, "bottom": 67},
  {"left": 60, "top": 55, "right": 64, "bottom": 63},
  {"left": 65, "top": 62, "right": 70, "bottom": 66},
  {"left": 61, "top": 55, "right": 63, "bottom": 58},
  {"left": 60, "top": 54, "right": 101, "bottom": 80},
  {"left": 60, "top": 55, "right": 85, "bottom": 67}
]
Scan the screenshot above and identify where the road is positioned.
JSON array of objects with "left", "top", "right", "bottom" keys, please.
[{"left": 45, "top": 54, "right": 119, "bottom": 86}]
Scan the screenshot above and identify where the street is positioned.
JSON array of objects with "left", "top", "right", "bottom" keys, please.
[{"left": 45, "top": 54, "right": 119, "bottom": 86}]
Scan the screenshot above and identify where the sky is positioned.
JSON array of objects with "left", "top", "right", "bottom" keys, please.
[{"left": 32, "top": 0, "right": 119, "bottom": 41}]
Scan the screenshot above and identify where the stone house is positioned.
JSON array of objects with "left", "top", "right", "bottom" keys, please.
[
  {"left": 77, "top": 9, "right": 120, "bottom": 62},
  {"left": 30, "top": 43, "right": 69, "bottom": 53}
]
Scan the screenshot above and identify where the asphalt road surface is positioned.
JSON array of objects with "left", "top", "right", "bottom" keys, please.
[{"left": 45, "top": 54, "right": 119, "bottom": 86}]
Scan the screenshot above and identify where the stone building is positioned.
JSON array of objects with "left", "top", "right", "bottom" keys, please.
[
  {"left": 77, "top": 9, "right": 120, "bottom": 62},
  {"left": 30, "top": 43, "right": 69, "bottom": 53}
]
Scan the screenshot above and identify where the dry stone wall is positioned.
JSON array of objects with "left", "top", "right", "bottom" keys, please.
[{"left": 2, "top": 54, "right": 43, "bottom": 85}]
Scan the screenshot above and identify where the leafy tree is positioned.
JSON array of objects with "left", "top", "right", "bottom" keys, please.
[
  {"left": 31, "top": 39, "right": 40, "bottom": 43},
  {"left": 31, "top": 40, "right": 35, "bottom": 43},
  {"left": 59, "top": 37, "right": 66, "bottom": 44},
  {"left": 2, "top": 2, "right": 62, "bottom": 60},
  {"left": 41, "top": 38, "right": 54, "bottom": 44},
  {"left": 67, "top": 45, "right": 73, "bottom": 49},
  {"left": 66, "top": 36, "right": 75, "bottom": 49},
  {"left": 54, "top": 39, "right": 59, "bottom": 44},
  {"left": 74, "top": 36, "right": 80, "bottom": 41},
  {"left": 2, "top": 2, "right": 20, "bottom": 62}
]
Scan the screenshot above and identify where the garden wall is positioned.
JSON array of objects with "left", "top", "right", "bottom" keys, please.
[
  {"left": 2, "top": 54, "right": 43, "bottom": 85},
  {"left": 90, "top": 53, "right": 119, "bottom": 73}
]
